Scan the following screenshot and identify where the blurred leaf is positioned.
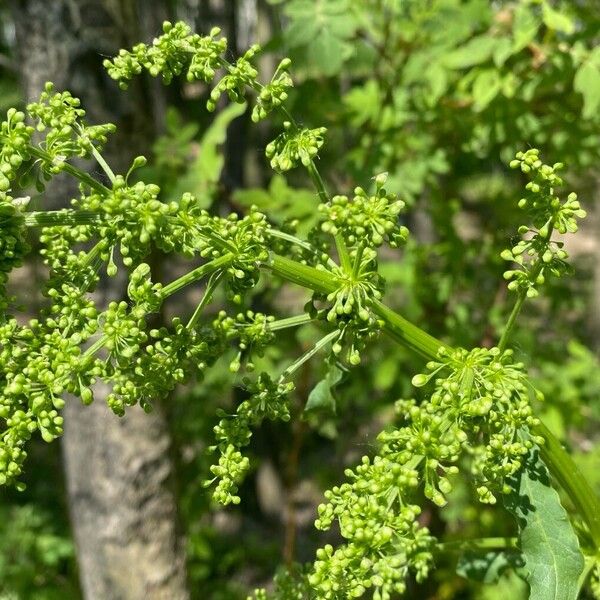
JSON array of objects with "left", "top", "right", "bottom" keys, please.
[
  {"left": 172, "top": 102, "right": 247, "bottom": 204},
  {"left": 574, "top": 60, "right": 600, "bottom": 120},
  {"left": 542, "top": 2, "right": 575, "bottom": 35},
  {"left": 512, "top": 4, "right": 539, "bottom": 52},
  {"left": 457, "top": 550, "right": 523, "bottom": 584},
  {"left": 472, "top": 69, "right": 501, "bottom": 110},
  {"left": 444, "top": 35, "right": 498, "bottom": 69}
]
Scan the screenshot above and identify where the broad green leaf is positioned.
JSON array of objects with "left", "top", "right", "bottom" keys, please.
[
  {"left": 304, "top": 365, "right": 343, "bottom": 414},
  {"left": 233, "top": 175, "right": 317, "bottom": 233},
  {"left": 505, "top": 449, "right": 584, "bottom": 600},
  {"left": 172, "top": 101, "right": 247, "bottom": 204},
  {"left": 513, "top": 5, "right": 539, "bottom": 52},
  {"left": 472, "top": 69, "right": 501, "bottom": 110},
  {"left": 542, "top": 2, "right": 575, "bottom": 35},
  {"left": 444, "top": 35, "right": 498, "bottom": 69},
  {"left": 457, "top": 550, "right": 523, "bottom": 584},
  {"left": 574, "top": 60, "right": 600, "bottom": 120}
]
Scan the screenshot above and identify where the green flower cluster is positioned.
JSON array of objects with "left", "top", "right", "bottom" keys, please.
[
  {"left": 412, "top": 346, "right": 543, "bottom": 503},
  {"left": 251, "top": 58, "right": 293, "bottom": 123},
  {"left": 207, "top": 44, "right": 260, "bottom": 112},
  {"left": 307, "top": 248, "right": 383, "bottom": 366},
  {"left": 103, "top": 22, "right": 227, "bottom": 88},
  {"left": 217, "top": 310, "right": 276, "bottom": 373},
  {"left": 0, "top": 199, "right": 29, "bottom": 311},
  {"left": 0, "top": 109, "right": 33, "bottom": 197},
  {"left": 266, "top": 122, "right": 327, "bottom": 172},
  {"left": 208, "top": 373, "right": 295, "bottom": 505},
  {"left": 306, "top": 345, "right": 542, "bottom": 598},
  {"left": 28, "top": 83, "right": 115, "bottom": 178},
  {"left": 503, "top": 149, "right": 586, "bottom": 298},
  {"left": 319, "top": 173, "right": 409, "bottom": 249}
]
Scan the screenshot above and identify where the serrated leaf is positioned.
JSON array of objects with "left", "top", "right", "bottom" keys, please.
[
  {"left": 457, "top": 550, "right": 524, "bottom": 584},
  {"left": 574, "top": 60, "right": 600, "bottom": 120},
  {"left": 505, "top": 449, "right": 584, "bottom": 600},
  {"left": 304, "top": 365, "right": 343, "bottom": 414}
]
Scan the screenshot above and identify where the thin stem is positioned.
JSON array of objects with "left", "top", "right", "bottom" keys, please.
[
  {"left": 186, "top": 270, "right": 225, "bottom": 330},
  {"left": 160, "top": 253, "right": 233, "bottom": 299},
  {"left": 266, "top": 228, "right": 337, "bottom": 268},
  {"left": 436, "top": 537, "right": 518, "bottom": 553},
  {"left": 352, "top": 244, "right": 365, "bottom": 280},
  {"left": 498, "top": 293, "right": 526, "bottom": 352},
  {"left": 269, "top": 313, "right": 312, "bottom": 331},
  {"left": 90, "top": 145, "right": 116, "bottom": 184},
  {"left": 266, "top": 253, "right": 337, "bottom": 295},
  {"left": 80, "top": 334, "right": 107, "bottom": 362},
  {"left": 280, "top": 329, "right": 340, "bottom": 379},
  {"left": 27, "top": 146, "right": 110, "bottom": 195}
]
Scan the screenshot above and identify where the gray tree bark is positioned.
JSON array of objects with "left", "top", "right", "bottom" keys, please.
[{"left": 10, "top": 2, "right": 189, "bottom": 598}]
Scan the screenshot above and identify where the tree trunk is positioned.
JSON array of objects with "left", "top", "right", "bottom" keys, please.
[{"left": 10, "top": 2, "right": 189, "bottom": 598}]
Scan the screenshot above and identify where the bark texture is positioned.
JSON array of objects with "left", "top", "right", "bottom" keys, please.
[{"left": 10, "top": 2, "right": 189, "bottom": 598}]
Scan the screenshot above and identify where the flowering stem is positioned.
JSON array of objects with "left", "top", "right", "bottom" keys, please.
[
  {"left": 160, "top": 253, "right": 233, "bottom": 299},
  {"left": 27, "top": 146, "right": 110, "bottom": 195},
  {"left": 264, "top": 251, "right": 600, "bottom": 548}
]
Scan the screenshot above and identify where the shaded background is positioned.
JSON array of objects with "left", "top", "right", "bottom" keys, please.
[{"left": 1, "top": 1, "right": 600, "bottom": 598}]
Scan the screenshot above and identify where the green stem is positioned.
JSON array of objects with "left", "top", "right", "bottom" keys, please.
[
  {"left": 90, "top": 145, "right": 116, "bottom": 184},
  {"left": 498, "top": 292, "right": 526, "bottom": 352},
  {"left": 27, "top": 146, "right": 110, "bottom": 195},
  {"left": 437, "top": 537, "right": 518, "bottom": 553},
  {"left": 24, "top": 209, "right": 103, "bottom": 227},
  {"left": 160, "top": 253, "right": 233, "bottom": 299},
  {"left": 280, "top": 329, "right": 340, "bottom": 379},
  {"left": 269, "top": 313, "right": 313, "bottom": 331},
  {"left": 186, "top": 270, "right": 225, "bottom": 330}
]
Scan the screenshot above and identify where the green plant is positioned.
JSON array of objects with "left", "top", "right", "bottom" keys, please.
[{"left": 1, "top": 20, "right": 599, "bottom": 599}]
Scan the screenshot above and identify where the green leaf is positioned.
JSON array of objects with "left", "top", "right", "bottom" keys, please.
[
  {"left": 513, "top": 4, "right": 539, "bottom": 52},
  {"left": 505, "top": 449, "right": 584, "bottom": 600},
  {"left": 172, "top": 101, "right": 247, "bottom": 204},
  {"left": 542, "top": 2, "right": 575, "bottom": 35},
  {"left": 472, "top": 69, "right": 501, "bottom": 110},
  {"left": 457, "top": 550, "right": 523, "bottom": 584},
  {"left": 444, "top": 35, "right": 498, "bottom": 69},
  {"left": 574, "top": 60, "right": 600, "bottom": 120},
  {"left": 304, "top": 364, "right": 343, "bottom": 414}
]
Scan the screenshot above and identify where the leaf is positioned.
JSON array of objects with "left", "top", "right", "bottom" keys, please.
[
  {"left": 542, "top": 2, "right": 575, "bottom": 35},
  {"left": 233, "top": 175, "right": 318, "bottom": 234},
  {"left": 444, "top": 35, "right": 498, "bottom": 69},
  {"left": 574, "top": 60, "right": 600, "bottom": 120},
  {"left": 513, "top": 4, "right": 539, "bottom": 52},
  {"left": 505, "top": 449, "right": 584, "bottom": 600},
  {"left": 304, "top": 365, "right": 343, "bottom": 414},
  {"left": 172, "top": 101, "right": 247, "bottom": 204},
  {"left": 472, "top": 69, "right": 501, "bottom": 110},
  {"left": 457, "top": 550, "right": 524, "bottom": 584}
]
